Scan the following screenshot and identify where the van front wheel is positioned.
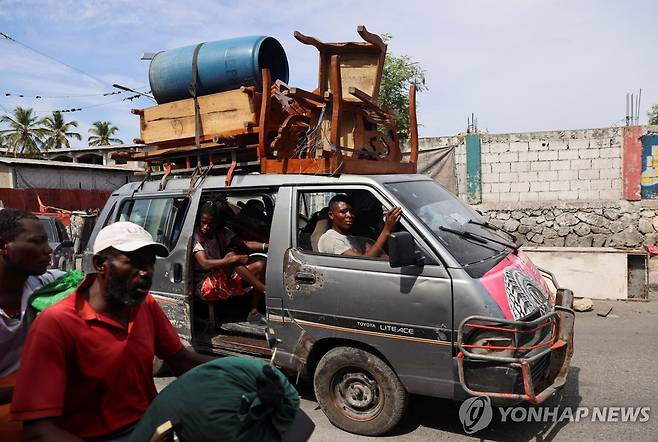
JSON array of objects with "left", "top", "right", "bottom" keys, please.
[{"left": 313, "top": 347, "right": 408, "bottom": 436}]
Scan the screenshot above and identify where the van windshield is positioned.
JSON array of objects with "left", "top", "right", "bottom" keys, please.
[{"left": 385, "top": 180, "right": 514, "bottom": 270}]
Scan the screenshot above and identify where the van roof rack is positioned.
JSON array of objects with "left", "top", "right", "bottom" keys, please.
[{"left": 131, "top": 145, "right": 260, "bottom": 177}]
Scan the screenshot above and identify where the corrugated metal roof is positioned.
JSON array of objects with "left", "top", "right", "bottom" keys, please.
[
  {"left": 0, "top": 156, "right": 141, "bottom": 172},
  {"left": 41, "top": 143, "right": 147, "bottom": 154}
]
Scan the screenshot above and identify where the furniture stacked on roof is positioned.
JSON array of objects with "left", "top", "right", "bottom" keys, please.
[{"left": 124, "top": 26, "right": 419, "bottom": 176}]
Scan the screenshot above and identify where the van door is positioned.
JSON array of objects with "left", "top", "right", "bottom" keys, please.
[
  {"left": 111, "top": 193, "right": 197, "bottom": 341},
  {"left": 280, "top": 185, "right": 454, "bottom": 397}
]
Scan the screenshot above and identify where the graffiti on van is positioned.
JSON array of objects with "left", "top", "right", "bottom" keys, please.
[{"left": 479, "top": 251, "right": 553, "bottom": 320}]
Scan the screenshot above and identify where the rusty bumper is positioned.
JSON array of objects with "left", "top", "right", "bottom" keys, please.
[{"left": 456, "top": 288, "right": 575, "bottom": 404}]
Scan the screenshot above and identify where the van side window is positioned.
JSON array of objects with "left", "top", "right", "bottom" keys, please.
[
  {"left": 116, "top": 197, "right": 189, "bottom": 250},
  {"left": 297, "top": 190, "right": 405, "bottom": 259},
  {"left": 196, "top": 192, "right": 275, "bottom": 243}
]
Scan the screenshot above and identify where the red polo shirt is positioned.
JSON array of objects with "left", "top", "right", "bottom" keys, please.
[{"left": 10, "top": 274, "right": 183, "bottom": 439}]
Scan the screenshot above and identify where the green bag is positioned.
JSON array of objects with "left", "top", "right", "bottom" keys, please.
[
  {"left": 29, "top": 270, "right": 85, "bottom": 313},
  {"left": 129, "top": 357, "right": 301, "bottom": 442}
]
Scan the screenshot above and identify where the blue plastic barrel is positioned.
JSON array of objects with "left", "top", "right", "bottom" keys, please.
[{"left": 149, "top": 36, "right": 289, "bottom": 104}]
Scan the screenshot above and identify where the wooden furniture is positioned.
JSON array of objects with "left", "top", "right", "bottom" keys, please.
[
  {"left": 294, "top": 25, "right": 387, "bottom": 102},
  {"left": 127, "top": 26, "right": 419, "bottom": 177},
  {"left": 134, "top": 88, "right": 261, "bottom": 146}
]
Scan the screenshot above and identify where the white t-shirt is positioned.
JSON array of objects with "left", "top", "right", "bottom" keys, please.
[
  {"left": 318, "top": 229, "right": 361, "bottom": 255},
  {"left": 0, "top": 269, "right": 64, "bottom": 376}
]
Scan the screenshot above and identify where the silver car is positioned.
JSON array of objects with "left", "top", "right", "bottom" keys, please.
[{"left": 37, "top": 215, "right": 74, "bottom": 271}]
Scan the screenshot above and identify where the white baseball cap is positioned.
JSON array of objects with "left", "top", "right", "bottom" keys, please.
[{"left": 93, "top": 221, "right": 169, "bottom": 257}]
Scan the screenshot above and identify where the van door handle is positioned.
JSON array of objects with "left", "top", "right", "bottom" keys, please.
[
  {"left": 295, "top": 272, "right": 316, "bottom": 284},
  {"left": 173, "top": 263, "right": 183, "bottom": 282}
]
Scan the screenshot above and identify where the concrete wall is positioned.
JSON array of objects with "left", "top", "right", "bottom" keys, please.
[
  {"left": 0, "top": 165, "right": 14, "bottom": 189},
  {"left": 421, "top": 127, "right": 625, "bottom": 203},
  {"left": 417, "top": 126, "right": 658, "bottom": 252},
  {"left": 478, "top": 128, "right": 622, "bottom": 203}
]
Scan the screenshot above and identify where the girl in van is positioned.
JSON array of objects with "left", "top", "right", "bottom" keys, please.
[{"left": 192, "top": 200, "right": 268, "bottom": 325}]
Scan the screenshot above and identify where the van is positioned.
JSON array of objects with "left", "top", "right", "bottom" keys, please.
[
  {"left": 36, "top": 214, "right": 75, "bottom": 271},
  {"left": 84, "top": 172, "right": 574, "bottom": 436}
]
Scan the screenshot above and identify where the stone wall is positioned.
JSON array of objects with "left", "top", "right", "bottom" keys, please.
[{"left": 477, "top": 200, "right": 658, "bottom": 248}]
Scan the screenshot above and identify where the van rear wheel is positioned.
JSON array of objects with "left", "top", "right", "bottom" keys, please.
[{"left": 313, "top": 347, "right": 408, "bottom": 436}]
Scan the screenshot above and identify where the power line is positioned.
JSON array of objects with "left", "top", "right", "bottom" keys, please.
[
  {"left": 112, "top": 84, "right": 155, "bottom": 101},
  {"left": 0, "top": 32, "right": 139, "bottom": 92},
  {"left": 4, "top": 91, "right": 124, "bottom": 99},
  {"left": 1, "top": 83, "right": 151, "bottom": 102},
  {"left": 32, "top": 93, "right": 144, "bottom": 114}
]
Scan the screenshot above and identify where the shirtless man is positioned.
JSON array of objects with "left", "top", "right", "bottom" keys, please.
[{"left": 318, "top": 195, "right": 402, "bottom": 257}]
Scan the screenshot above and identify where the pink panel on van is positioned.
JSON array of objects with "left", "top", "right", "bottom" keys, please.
[{"left": 479, "top": 251, "right": 553, "bottom": 320}]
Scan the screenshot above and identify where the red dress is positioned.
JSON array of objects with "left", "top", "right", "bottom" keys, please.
[{"left": 193, "top": 228, "right": 251, "bottom": 301}]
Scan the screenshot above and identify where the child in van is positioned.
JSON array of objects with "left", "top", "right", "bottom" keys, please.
[{"left": 193, "top": 200, "right": 268, "bottom": 325}]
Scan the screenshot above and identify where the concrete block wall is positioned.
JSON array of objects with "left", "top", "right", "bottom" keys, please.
[
  {"left": 476, "top": 127, "right": 623, "bottom": 203},
  {"left": 419, "top": 128, "right": 624, "bottom": 203},
  {"left": 422, "top": 127, "right": 626, "bottom": 203}
]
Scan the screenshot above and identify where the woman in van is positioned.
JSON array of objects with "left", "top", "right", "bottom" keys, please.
[{"left": 192, "top": 200, "right": 268, "bottom": 325}]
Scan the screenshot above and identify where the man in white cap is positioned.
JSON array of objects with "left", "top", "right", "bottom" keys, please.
[{"left": 11, "top": 222, "right": 213, "bottom": 441}]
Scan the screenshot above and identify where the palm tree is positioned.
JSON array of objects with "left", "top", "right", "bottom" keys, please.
[
  {"left": 42, "top": 112, "right": 81, "bottom": 150},
  {"left": 0, "top": 106, "right": 49, "bottom": 157},
  {"left": 88, "top": 121, "right": 123, "bottom": 146}
]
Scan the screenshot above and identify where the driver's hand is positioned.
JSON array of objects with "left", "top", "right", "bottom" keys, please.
[{"left": 384, "top": 207, "right": 403, "bottom": 232}]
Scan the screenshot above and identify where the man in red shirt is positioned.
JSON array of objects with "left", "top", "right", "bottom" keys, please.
[{"left": 11, "top": 221, "right": 213, "bottom": 441}]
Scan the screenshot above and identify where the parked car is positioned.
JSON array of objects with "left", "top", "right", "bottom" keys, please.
[
  {"left": 84, "top": 172, "right": 575, "bottom": 436},
  {"left": 37, "top": 215, "right": 75, "bottom": 271}
]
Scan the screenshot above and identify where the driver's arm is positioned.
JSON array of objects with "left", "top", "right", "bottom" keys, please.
[{"left": 359, "top": 207, "right": 402, "bottom": 257}]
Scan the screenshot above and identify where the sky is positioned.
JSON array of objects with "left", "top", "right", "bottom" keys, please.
[{"left": 0, "top": 0, "right": 656, "bottom": 148}]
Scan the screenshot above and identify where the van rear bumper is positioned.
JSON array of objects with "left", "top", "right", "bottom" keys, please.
[{"left": 456, "top": 288, "right": 575, "bottom": 404}]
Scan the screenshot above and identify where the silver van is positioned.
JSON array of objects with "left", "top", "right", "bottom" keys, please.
[{"left": 85, "top": 172, "right": 574, "bottom": 436}]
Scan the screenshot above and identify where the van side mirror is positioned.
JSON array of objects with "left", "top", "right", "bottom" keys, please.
[{"left": 388, "top": 232, "right": 425, "bottom": 268}]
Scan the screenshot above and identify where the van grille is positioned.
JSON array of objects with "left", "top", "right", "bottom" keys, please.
[{"left": 531, "top": 353, "right": 551, "bottom": 392}]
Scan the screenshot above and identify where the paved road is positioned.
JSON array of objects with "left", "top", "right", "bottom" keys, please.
[{"left": 155, "top": 300, "right": 658, "bottom": 441}]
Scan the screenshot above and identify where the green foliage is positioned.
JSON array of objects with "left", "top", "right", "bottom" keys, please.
[
  {"left": 0, "top": 106, "right": 49, "bottom": 157},
  {"left": 379, "top": 34, "right": 427, "bottom": 140},
  {"left": 649, "top": 104, "right": 658, "bottom": 126},
  {"left": 88, "top": 121, "right": 123, "bottom": 146},
  {"left": 0, "top": 108, "right": 85, "bottom": 156},
  {"left": 42, "top": 112, "right": 81, "bottom": 150}
]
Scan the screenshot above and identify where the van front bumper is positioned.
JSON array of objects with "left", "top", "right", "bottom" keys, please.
[{"left": 456, "top": 288, "right": 575, "bottom": 404}]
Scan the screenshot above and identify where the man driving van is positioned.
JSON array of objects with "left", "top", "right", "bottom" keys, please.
[{"left": 318, "top": 195, "right": 402, "bottom": 257}]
